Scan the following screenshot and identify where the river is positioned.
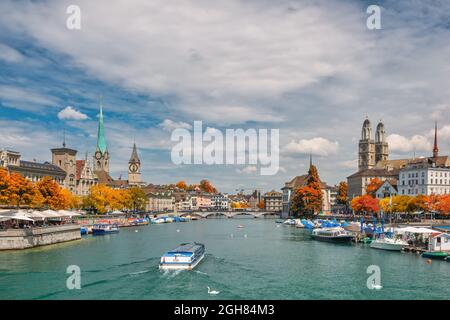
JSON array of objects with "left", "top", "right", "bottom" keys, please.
[{"left": 1, "top": 218, "right": 449, "bottom": 299}]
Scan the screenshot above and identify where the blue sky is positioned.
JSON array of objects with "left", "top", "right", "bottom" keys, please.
[{"left": 1, "top": 0, "right": 450, "bottom": 193}]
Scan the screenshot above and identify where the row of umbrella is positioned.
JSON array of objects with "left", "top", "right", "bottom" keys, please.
[{"left": 0, "top": 209, "right": 84, "bottom": 222}]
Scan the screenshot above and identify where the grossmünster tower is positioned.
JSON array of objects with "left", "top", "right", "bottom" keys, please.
[
  {"left": 94, "top": 100, "right": 109, "bottom": 173},
  {"left": 358, "top": 118, "right": 389, "bottom": 170}
]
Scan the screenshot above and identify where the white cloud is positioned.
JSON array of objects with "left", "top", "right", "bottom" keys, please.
[
  {"left": 386, "top": 134, "right": 431, "bottom": 153},
  {"left": 237, "top": 166, "right": 257, "bottom": 174},
  {"left": 57, "top": 106, "right": 88, "bottom": 120},
  {"left": 283, "top": 137, "right": 339, "bottom": 156},
  {"left": 0, "top": 85, "right": 57, "bottom": 110},
  {"left": 159, "top": 119, "right": 192, "bottom": 132}
]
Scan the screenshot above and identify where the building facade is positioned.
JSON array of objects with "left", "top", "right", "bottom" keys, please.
[
  {"left": 263, "top": 190, "right": 282, "bottom": 212},
  {"left": 212, "top": 193, "right": 230, "bottom": 211},
  {"left": 1, "top": 149, "right": 66, "bottom": 187},
  {"left": 76, "top": 156, "right": 98, "bottom": 196},
  {"left": 146, "top": 191, "right": 175, "bottom": 212},
  {"left": 397, "top": 159, "right": 450, "bottom": 196},
  {"left": 51, "top": 146, "right": 78, "bottom": 193}
]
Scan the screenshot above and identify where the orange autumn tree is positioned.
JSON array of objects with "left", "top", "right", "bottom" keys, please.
[
  {"left": 407, "top": 194, "right": 428, "bottom": 212},
  {"left": 351, "top": 195, "right": 379, "bottom": 215},
  {"left": 35, "top": 176, "right": 67, "bottom": 210},
  {"left": 336, "top": 181, "right": 348, "bottom": 205},
  {"left": 0, "top": 168, "right": 11, "bottom": 204},
  {"left": 366, "top": 178, "right": 383, "bottom": 197},
  {"left": 435, "top": 194, "right": 450, "bottom": 215},
  {"left": 199, "top": 179, "right": 217, "bottom": 194},
  {"left": 176, "top": 181, "right": 187, "bottom": 190},
  {"left": 291, "top": 164, "right": 323, "bottom": 217},
  {"left": 7, "top": 172, "right": 37, "bottom": 208}
]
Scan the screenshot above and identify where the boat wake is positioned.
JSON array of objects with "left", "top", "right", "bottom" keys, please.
[
  {"left": 161, "top": 269, "right": 183, "bottom": 278},
  {"left": 194, "top": 270, "right": 208, "bottom": 275},
  {"left": 129, "top": 269, "right": 151, "bottom": 276}
]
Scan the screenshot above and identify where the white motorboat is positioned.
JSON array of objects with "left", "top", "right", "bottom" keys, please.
[
  {"left": 159, "top": 242, "right": 205, "bottom": 270},
  {"left": 370, "top": 237, "right": 408, "bottom": 251}
]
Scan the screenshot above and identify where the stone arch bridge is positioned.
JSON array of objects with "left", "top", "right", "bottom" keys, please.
[{"left": 178, "top": 211, "right": 280, "bottom": 219}]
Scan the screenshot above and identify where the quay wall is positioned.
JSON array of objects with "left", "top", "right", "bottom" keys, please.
[{"left": 0, "top": 224, "right": 81, "bottom": 250}]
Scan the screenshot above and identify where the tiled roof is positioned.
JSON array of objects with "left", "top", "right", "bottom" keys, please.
[
  {"left": 282, "top": 174, "right": 328, "bottom": 190},
  {"left": 95, "top": 170, "right": 114, "bottom": 184},
  {"left": 11, "top": 161, "right": 66, "bottom": 175},
  {"left": 347, "top": 168, "right": 399, "bottom": 179}
]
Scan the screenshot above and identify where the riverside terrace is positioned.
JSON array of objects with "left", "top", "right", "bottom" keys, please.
[{"left": 0, "top": 209, "right": 82, "bottom": 250}]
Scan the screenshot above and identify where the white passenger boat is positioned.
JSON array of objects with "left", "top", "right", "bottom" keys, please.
[
  {"left": 370, "top": 237, "right": 408, "bottom": 251},
  {"left": 311, "top": 227, "right": 354, "bottom": 243},
  {"left": 159, "top": 243, "right": 205, "bottom": 270}
]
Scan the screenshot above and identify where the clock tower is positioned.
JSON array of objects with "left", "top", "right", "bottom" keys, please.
[
  {"left": 93, "top": 99, "right": 109, "bottom": 173},
  {"left": 128, "top": 143, "right": 142, "bottom": 185},
  {"left": 358, "top": 118, "right": 376, "bottom": 170}
]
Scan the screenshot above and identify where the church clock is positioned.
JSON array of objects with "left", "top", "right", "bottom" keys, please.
[
  {"left": 95, "top": 151, "right": 102, "bottom": 160},
  {"left": 129, "top": 163, "right": 138, "bottom": 173}
]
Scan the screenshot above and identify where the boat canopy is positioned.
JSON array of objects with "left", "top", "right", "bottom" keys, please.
[{"left": 396, "top": 227, "right": 437, "bottom": 234}]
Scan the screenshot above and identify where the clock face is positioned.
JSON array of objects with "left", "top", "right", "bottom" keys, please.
[
  {"left": 129, "top": 163, "right": 138, "bottom": 173},
  {"left": 95, "top": 151, "right": 102, "bottom": 160}
]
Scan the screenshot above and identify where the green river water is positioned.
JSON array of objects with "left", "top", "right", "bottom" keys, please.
[{"left": 1, "top": 219, "right": 449, "bottom": 299}]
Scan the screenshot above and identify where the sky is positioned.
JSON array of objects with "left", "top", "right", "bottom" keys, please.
[{"left": 0, "top": 0, "right": 450, "bottom": 193}]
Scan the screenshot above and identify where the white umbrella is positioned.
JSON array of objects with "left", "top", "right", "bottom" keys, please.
[
  {"left": 41, "top": 209, "right": 61, "bottom": 218},
  {"left": 26, "top": 210, "right": 47, "bottom": 221},
  {"left": 57, "top": 210, "right": 80, "bottom": 217},
  {"left": 0, "top": 210, "right": 34, "bottom": 222}
]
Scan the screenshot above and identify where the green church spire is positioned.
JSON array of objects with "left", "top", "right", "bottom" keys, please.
[{"left": 96, "top": 97, "right": 107, "bottom": 154}]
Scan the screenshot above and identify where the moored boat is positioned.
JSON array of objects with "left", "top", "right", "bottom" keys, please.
[
  {"left": 92, "top": 223, "right": 119, "bottom": 235},
  {"left": 159, "top": 242, "right": 205, "bottom": 270},
  {"left": 422, "top": 251, "right": 449, "bottom": 260},
  {"left": 311, "top": 227, "right": 354, "bottom": 243},
  {"left": 370, "top": 237, "right": 408, "bottom": 251}
]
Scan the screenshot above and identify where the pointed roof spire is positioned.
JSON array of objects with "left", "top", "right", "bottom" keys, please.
[
  {"left": 433, "top": 121, "right": 439, "bottom": 158},
  {"left": 129, "top": 142, "right": 140, "bottom": 163},
  {"left": 309, "top": 151, "right": 313, "bottom": 168},
  {"left": 96, "top": 96, "right": 107, "bottom": 154}
]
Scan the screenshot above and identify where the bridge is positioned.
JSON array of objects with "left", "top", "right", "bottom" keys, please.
[{"left": 177, "top": 211, "right": 280, "bottom": 219}]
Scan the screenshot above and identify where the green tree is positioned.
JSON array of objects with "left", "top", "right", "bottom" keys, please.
[{"left": 127, "top": 187, "right": 147, "bottom": 212}]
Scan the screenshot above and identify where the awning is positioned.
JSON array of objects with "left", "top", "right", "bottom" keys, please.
[
  {"left": 0, "top": 210, "right": 35, "bottom": 222},
  {"left": 396, "top": 226, "right": 437, "bottom": 234}
]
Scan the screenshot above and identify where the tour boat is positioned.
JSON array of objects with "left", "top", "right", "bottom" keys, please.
[
  {"left": 421, "top": 251, "right": 449, "bottom": 260},
  {"left": 80, "top": 227, "right": 88, "bottom": 235},
  {"left": 310, "top": 227, "right": 354, "bottom": 243},
  {"left": 370, "top": 237, "right": 408, "bottom": 251},
  {"left": 159, "top": 243, "right": 205, "bottom": 270},
  {"left": 92, "top": 223, "right": 119, "bottom": 235}
]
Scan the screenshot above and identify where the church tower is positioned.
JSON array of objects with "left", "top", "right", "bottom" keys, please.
[
  {"left": 432, "top": 121, "right": 439, "bottom": 160},
  {"left": 358, "top": 118, "right": 375, "bottom": 170},
  {"left": 128, "top": 143, "right": 141, "bottom": 185},
  {"left": 51, "top": 132, "right": 78, "bottom": 193},
  {"left": 375, "top": 121, "right": 389, "bottom": 163},
  {"left": 93, "top": 99, "right": 109, "bottom": 173}
]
